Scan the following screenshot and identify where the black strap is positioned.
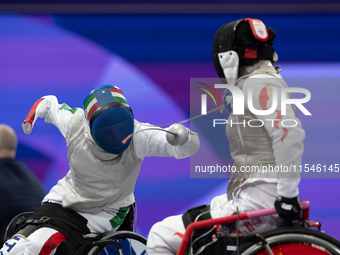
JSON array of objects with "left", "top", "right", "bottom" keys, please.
[
  {"left": 15, "top": 203, "right": 91, "bottom": 248},
  {"left": 31, "top": 203, "right": 90, "bottom": 234}
]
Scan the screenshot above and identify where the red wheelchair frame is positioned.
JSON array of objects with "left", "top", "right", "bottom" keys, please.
[{"left": 176, "top": 201, "right": 339, "bottom": 255}]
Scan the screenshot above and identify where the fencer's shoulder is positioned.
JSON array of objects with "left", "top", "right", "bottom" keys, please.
[
  {"left": 66, "top": 107, "right": 84, "bottom": 121},
  {"left": 242, "top": 73, "right": 286, "bottom": 90},
  {"left": 133, "top": 120, "right": 148, "bottom": 133},
  {"left": 244, "top": 73, "right": 281, "bottom": 82},
  {"left": 133, "top": 120, "right": 158, "bottom": 132},
  {"left": 67, "top": 108, "right": 85, "bottom": 129},
  {"left": 132, "top": 120, "right": 167, "bottom": 144},
  {"left": 75, "top": 107, "right": 84, "bottom": 115},
  {"left": 65, "top": 109, "right": 86, "bottom": 142}
]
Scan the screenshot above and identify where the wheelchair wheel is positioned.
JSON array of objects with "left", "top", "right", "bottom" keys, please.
[
  {"left": 87, "top": 231, "right": 147, "bottom": 255},
  {"left": 235, "top": 227, "right": 340, "bottom": 255}
]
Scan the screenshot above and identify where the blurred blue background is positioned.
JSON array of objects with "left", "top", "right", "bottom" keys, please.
[{"left": 1, "top": 0, "right": 340, "bottom": 239}]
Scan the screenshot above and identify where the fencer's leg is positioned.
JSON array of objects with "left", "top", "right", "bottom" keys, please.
[
  {"left": 147, "top": 215, "right": 185, "bottom": 255},
  {"left": 24, "top": 227, "right": 66, "bottom": 255},
  {"left": 212, "top": 182, "right": 283, "bottom": 235},
  {"left": 0, "top": 236, "right": 26, "bottom": 255}
]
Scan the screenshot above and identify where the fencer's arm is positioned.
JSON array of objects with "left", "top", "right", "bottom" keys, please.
[
  {"left": 243, "top": 77, "right": 305, "bottom": 198},
  {"left": 132, "top": 122, "right": 200, "bottom": 159},
  {"left": 22, "top": 95, "right": 77, "bottom": 137}
]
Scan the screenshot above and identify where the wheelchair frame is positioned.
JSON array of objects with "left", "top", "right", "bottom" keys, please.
[{"left": 176, "top": 201, "right": 340, "bottom": 255}]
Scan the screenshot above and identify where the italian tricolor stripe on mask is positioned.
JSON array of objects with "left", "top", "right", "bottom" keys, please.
[{"left": 84, "top": 86, "right": 128, "bottom": 121}]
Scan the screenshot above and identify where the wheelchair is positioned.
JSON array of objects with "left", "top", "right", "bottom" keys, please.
[
  {"left": 177, "top": 201, "right": 340, "bottom": 255},
  {"left": 86, "top": 231, "right": 147, "bottom": 255},
  {"left": 2, "top": 211, "right": 147, "bottom": 255}
]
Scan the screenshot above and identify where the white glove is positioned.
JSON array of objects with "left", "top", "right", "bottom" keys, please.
[
  {"left": 22, "top": 98, "right": 45, "bottom": 134},
  {"left": 166, "top": 124, "right": 189, "bottom": 147}
]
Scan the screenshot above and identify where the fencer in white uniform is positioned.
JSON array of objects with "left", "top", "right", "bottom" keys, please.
[
  {"left": 147, "top": 18, "right": 305, "bottom": 255},
  {"left": 1, "top": 85, "right": 200, "bottom": 255}
]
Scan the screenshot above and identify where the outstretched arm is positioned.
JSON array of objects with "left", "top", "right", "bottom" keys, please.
[
  {"left": 23, "top": 96, "right": 79, "bottom": 137},
  {"left": 133, "top": 122, "right": 200, "bottom": 160}
]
